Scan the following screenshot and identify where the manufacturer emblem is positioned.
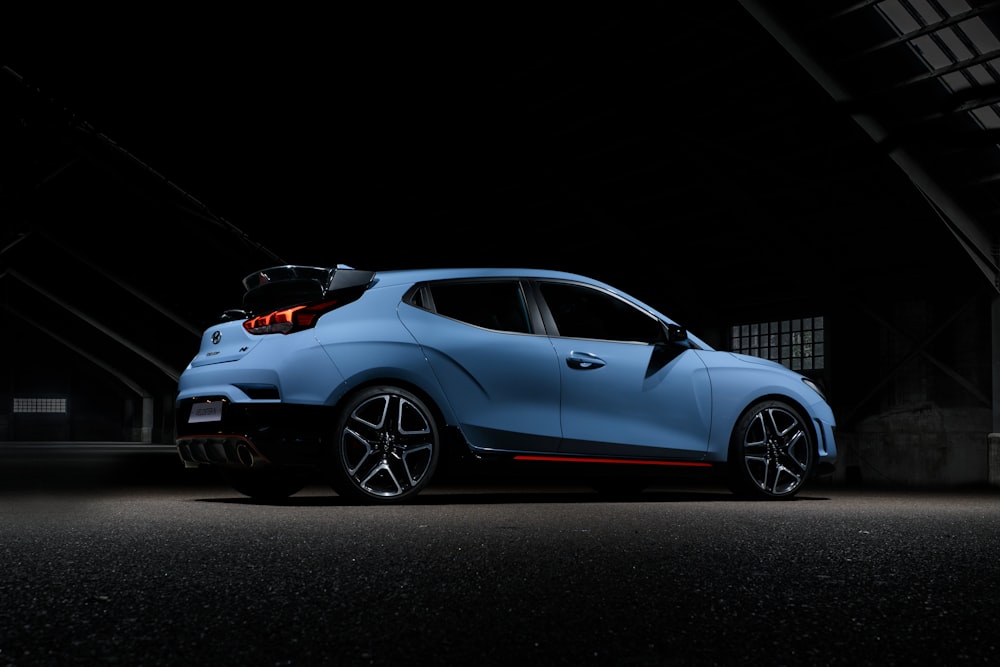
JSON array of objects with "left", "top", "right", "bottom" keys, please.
[{"left": 211, "top": 331, "right": 222, "bottom": 345}]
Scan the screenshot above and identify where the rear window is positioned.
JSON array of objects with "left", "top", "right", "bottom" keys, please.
[{"left": 426, "top": 281, "right": 531, "bottom": 334}]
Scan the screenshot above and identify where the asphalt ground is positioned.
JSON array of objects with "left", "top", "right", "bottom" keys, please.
[{"left": 1, "top": 444, "right": 999, "bottom": 666}]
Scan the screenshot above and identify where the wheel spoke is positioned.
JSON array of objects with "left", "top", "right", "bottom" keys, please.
[
  {"left": 358, "top": 459, "right": 403, "bottom": 495},
  {"left": 342, "top": 427, "right": 379, "bottom": 477}
]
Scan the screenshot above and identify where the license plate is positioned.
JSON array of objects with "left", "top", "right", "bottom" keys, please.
[{"left": 188, "top": 401, "right": 223, "bottom": 423}]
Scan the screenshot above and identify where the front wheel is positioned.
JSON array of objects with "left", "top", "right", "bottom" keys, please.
[
  {"left": 328, "top": 386, "right": 440, "bottom": 504},
  {"left": 727, "top": 400, "right": 814, "bottom": 499}
]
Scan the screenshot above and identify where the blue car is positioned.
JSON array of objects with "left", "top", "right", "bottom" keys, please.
[{"left": 174, "top": 265, "right": 837, "bottom": 503}]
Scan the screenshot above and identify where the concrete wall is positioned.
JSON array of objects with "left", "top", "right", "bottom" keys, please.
[{"left": 832, "top": 405, "right": 994, "bottom": 488}]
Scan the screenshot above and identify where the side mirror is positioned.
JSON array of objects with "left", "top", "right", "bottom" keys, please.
[{"left": 666, "top": 323, "right": 688, "bottom": 343}]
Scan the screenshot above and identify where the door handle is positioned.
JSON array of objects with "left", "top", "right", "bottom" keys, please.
[{"left": 566, "top": 352, "right": 606, "bottom": 370}]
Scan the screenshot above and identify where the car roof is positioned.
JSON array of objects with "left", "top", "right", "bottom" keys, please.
[
  {"left": 370, "top": 267, "right": 607, "bottom": 288},
  {"left": 367, "top": 266, "right": 716, "bottom": 351}
]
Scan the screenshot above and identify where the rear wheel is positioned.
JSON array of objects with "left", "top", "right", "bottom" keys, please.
[
  {"left": 328, "top": 386, "right": 440, "bottom": 504},
  {"left": 727, "top": 400, "right": 814, "bottom": 499},
  {"left": 220, "top": 466, "right": 308, "bottom": 502}
]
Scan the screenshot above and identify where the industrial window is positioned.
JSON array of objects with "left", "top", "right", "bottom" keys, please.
[
  {"left": 730, "top": 317, "right": 824, "bottom": 371},
  {"left": 12, "top": 397, "right": 68, "bottom": 414}
]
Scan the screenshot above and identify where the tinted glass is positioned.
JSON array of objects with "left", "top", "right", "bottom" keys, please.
[
  {"left": 539, "top": 282, "right": 663, "bottom": 343},
  {"left": 429, "top": 281, "right": 531, "bottom": 333}
]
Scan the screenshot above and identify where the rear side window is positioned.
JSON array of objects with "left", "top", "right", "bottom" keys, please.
[
  {"left": 427, "top": 281, "right": 531, "bottom": 333},
  {"left": 539, "top": 281, "right": 663, "bottom": 343}
]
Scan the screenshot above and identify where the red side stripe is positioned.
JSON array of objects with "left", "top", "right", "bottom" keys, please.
[{"left": 513, "top": 455, "right": 711, "bottom": 468}]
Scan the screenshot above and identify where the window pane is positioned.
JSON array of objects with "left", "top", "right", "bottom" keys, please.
[
  {"left": 430, "top": 281, "right": 530, "bottom": 333},
  {"left": 729, "top": 316, "right": 825, "bottom": 371},
  {"left": 13, "top": 397, "right": 67, "bottom": 413},
  {"left": 540, "top": 282, "right": 662, "bottom": 342}
]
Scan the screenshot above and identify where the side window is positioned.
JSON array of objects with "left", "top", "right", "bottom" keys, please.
[
  {"left": 539, "top": 282, "right": 663, "bottom": 343},
  {"left": 428, "top": 281, "right": 531, "bottom": 334}
]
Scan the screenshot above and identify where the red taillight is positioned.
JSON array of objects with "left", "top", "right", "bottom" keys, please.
[{"left": 243, "top": 300, "right": 338, "bottom": 335}]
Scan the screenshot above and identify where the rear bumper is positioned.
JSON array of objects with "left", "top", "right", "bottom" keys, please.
[{"left": 174, "top": 398, "right": 332, "bottom": 469}]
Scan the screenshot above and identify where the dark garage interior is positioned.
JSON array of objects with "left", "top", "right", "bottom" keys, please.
[{"left": 4, "top": 1, "right": 1000, "bottom": 489}]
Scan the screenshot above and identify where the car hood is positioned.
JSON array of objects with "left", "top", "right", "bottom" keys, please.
[{"left": 722, "top": 351, "right": 794, "bottom": 371}]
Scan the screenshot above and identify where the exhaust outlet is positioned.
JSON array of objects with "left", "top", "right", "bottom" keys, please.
[{"left": 236, "top": 443, "right": 256, "bottom": 467}]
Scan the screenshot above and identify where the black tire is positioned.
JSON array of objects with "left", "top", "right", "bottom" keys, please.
[
  {"left": 220, "top": 466, "right": 308, "bottom": 502},
  {"left": 328, "top": 385, "right": 440, "bottom": 504},
  {"left": 726, "top": 399, "right": 814, "bottom": 499}
]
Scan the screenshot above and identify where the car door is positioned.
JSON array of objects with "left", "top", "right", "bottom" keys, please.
[
  {"left": 398, "top": 279, "right": 563, "bottom": 453},
  {"left": 536, "top": 280, "right": 712, "bottom": 459}
]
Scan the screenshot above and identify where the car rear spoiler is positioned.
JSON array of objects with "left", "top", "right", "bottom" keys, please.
[{"left": 236, "top": 265, "right": 376, "bottom": 317}]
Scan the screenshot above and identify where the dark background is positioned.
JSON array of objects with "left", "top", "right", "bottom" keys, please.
[
  {"left": 8, "top": 3, "right": 898, "bottom": 294},
  {"left": 11, "top": 11, "right": 602, "bottom": 267}
]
